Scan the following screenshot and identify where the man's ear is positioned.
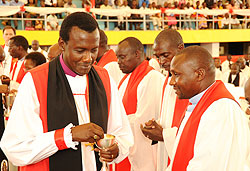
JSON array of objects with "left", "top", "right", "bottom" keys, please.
[
  {"left": 58, "top": 37, "right": 65, "bottom": 51},
  {"left": 178, "top": 43, "right": 184, "bottom": 51},
  {"left": 135, "top": 50, "right": 140, "bottom": 59},
  {"left": 195, "top": 68, "right": 206, "bottom": 81}
]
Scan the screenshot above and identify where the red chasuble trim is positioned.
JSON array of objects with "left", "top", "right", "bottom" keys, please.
[
  {"left": 16, "top": 62, "right": 26, "bottom": 83},
  {"left": 172, "top": 80, "right": 237, "bottom": 171},
  {"left": 116, "top": 60, "right": 153, "bottom": 171},
  {"left": 20, "top": 63, "right": 49, "bottom": 171},
  {"left": 54, "top": 128, "right": 67, "bottom": 150},
  {"left": 93, "top": 65, "right": 111, "bottom": 115},
  {"left": 97, "top": 49, "right": 118, "bottom": 68}
]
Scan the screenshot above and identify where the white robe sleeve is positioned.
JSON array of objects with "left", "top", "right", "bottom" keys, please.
[
  {"left": 104, "top": 62, "right": 124, "bottom": 86},
  {"left": 187, "top": 98, "right": 250, "bottom": 171},
  {"left": 0, "top": 73, "right": 59, "bottom": 166},
  {"left": 107, "top": 77, "right": 134, "bottom": 163}
]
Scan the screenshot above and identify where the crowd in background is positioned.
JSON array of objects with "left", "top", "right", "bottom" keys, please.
[{"left": 0, "top": 0, "right": 250, "bottom": 30}]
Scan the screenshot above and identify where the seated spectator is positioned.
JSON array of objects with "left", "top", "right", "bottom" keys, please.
[
  {"left": 221, "top": 13, "right": 230, "bottom": 29},
  {"left": 34, "top": 15, "right": 44, "bottom": 30},
  {"left": 119, "top": 0, "right": 131, "bottom": 30},
  {"left": 129, "top": 0, "right": 142, "bottom": 30},
  {"left": 64, "top": 0, "right": 76, "bottom": 16},
  {"left": 166, "top": 13, "right": 177, "bottom": 29},
  {"left": 112, "top": 0, "right": 120, "bottom": 30},
  {"left": 150, "top": 3, "right": 162, "bottom": 30},
  {"left": 183, "top": 2, "right": 195, "bottom": 30},
  {"left": 44, "top": 0, "right": 57, "bottom": 7},
  {"left": 231, "top": 14, "right": 242, "bottom": 29},
  {"left": 24, "top": 52, "right": 46, "bottom": 72},
  {"left": 217, "top": 0, "right": 223, "bottom": 9},
  {"left": 100, "top": 0, "right": 112, "bottom": 30},
  {"left": 199, "top": 2, "right": 208, "bottom": 29},
  {"left": 10, "top": 0, "right": 24, "bottom": 29},
  {"left": 138, "top": 0, "right": 149, "bottom": 8},
  {"left": 64, "top": 0, "right": 76, "bottom": 8},
  {"left": 47, "top": 13, "right": 59, "bottom": 30},
  {"left": 24, "top": 13, "right": 35, "bottom": 30},
  {"left": 139, "top": 2, "right": 150, "bottom": 30}
]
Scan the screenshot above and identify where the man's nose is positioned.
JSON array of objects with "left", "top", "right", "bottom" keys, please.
[
  {"left": 81, "top": 51, "right": 92, "bottom": 62},
  {"left": 169, "top": 76, "right": 176, "bottom": 86}
]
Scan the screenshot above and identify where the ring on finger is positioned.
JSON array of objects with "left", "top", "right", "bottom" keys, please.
[
  {"left": 112, "top": 154, "right": 114, "bottom": 158},
  {"left": 94, "top": 135, "right": 98, "bottom": 139}
]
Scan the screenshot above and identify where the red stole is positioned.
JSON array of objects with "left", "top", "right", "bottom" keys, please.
[
  {"left": 11, "top": 60, "right": 25, "bottom": 83},
  {"left": 20, "top": 63, "right": 111, "bottom": 171},
  {"left": 116, "top": 61, "right": 153, "bottom": 171},
  {"left": 161, "top": 75, "right": 189, "bottom": 166},
  {"left": 172, "top": 80, "right": 237, "bottom": 171},
  {"left": 118, "top": 60, "right": 153, "bottom": 115},
  {"left": 96, "top": 49, "right": 117, "bottom": 68},
  {"left": 10, "top": 57, "right": 18, "bottom": 74}
]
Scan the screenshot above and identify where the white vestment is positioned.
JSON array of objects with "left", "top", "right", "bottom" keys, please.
[
  {"left": 0, "top": 72, "right": 134, "bottom": 170},
  {"left": 3, "top": 45, "right": 13, "bottom": 77},
  {"left": 119, "top": 70, "right": 164, "bottom": 171},
  {"left": 158, "top": 80, "right": 248, "bottom": 171},
  {"left": 103, "top": 61, "right": 124, "bottom": 86},
  {"left": 166, "top": 83, "right": 250, "bottom": 171},
  {"left": 9, "top": 58, "right": 25, "bottom": 90},
  {"left": 215, "top": 68, "right": 223, "bottom": 80},
  {"left": 221, "top": 60, "right": 231, "bottom": 73},
  {"left": 222, "top": 71, "right": 248, "bottom": 87},
  {"left": 149, "top": 58, "right": 161, "bottom": 72}
]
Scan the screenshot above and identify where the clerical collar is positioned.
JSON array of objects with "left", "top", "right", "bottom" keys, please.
[
  {"left": 187, "top": 81, "right": 216, "bottom": 112},
  {"left": 59, "top": 54, "right": 77, "bottom": 77}
]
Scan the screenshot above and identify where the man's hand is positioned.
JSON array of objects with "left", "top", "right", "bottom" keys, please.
[
  {"left": 94, "top": 143, "right": 119, "bottom": 162},
  {"left": 0, "top": 85, "right": 8, "bottom": 94},
  {"left": 140, "top": 119, "right": 164, "bottom": 142},
  {"left": 71, "top": 123, "right": 104, "bottom": 143},
  {"left": 1, "top": 75, "right": 10, "bottom": 86}
]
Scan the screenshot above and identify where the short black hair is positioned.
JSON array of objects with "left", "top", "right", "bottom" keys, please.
[
  {"left": 60, "top": 12, "right": 99, "bottom": 43},
  {"left": 10, "top": 35, "right": 29, "bottom": 51},
  {"left": 119, "top": 37, "right": 144, "bottom": 55},
  {"left": 25, "top": 52, "right": 46, "bottom": 66},
  {"left": 3, "top": 26, "right": 16, "bottom": 35}
]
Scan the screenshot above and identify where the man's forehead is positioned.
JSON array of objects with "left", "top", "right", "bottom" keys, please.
[{"left": 4, "top": 29, "right": 14, "bottom": 34}]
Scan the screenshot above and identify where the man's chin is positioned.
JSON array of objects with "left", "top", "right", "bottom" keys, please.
[{"left": 75, "top": 67, "right": 92, "bottom": 76}]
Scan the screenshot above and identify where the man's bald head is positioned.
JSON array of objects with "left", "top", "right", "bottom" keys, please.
[
  {"left": 155, "top": 29, "right": 183, "bottom": 49},
  {"left": 32, "top": 40, "right": 40, "bottom": 51},
  {"left": 48, "top": 43, "right": 62, "bottom": 61},
  {"left": 169, "top": 46, "right": 215, "bottom": 99},
  {"left": 116, "top": 37, "right": 144, "bottom": 74},
  {"left": 175, "top": 46, "right": 215, "bottom": 74},
  {"left": 97, "top": 30, "right": 109, "bottom": 59},
  {"left": 0, "top": 46, "right": 5, "bottom": 62},
  {"left": 119, "top": 37, "right": 144, "bottom": 59},
  {"left": 153, "top": 29, "right": 184, "bottom": 72},
  {"left": 236, "top": 57, "right": 246, "bottom": 69}
]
